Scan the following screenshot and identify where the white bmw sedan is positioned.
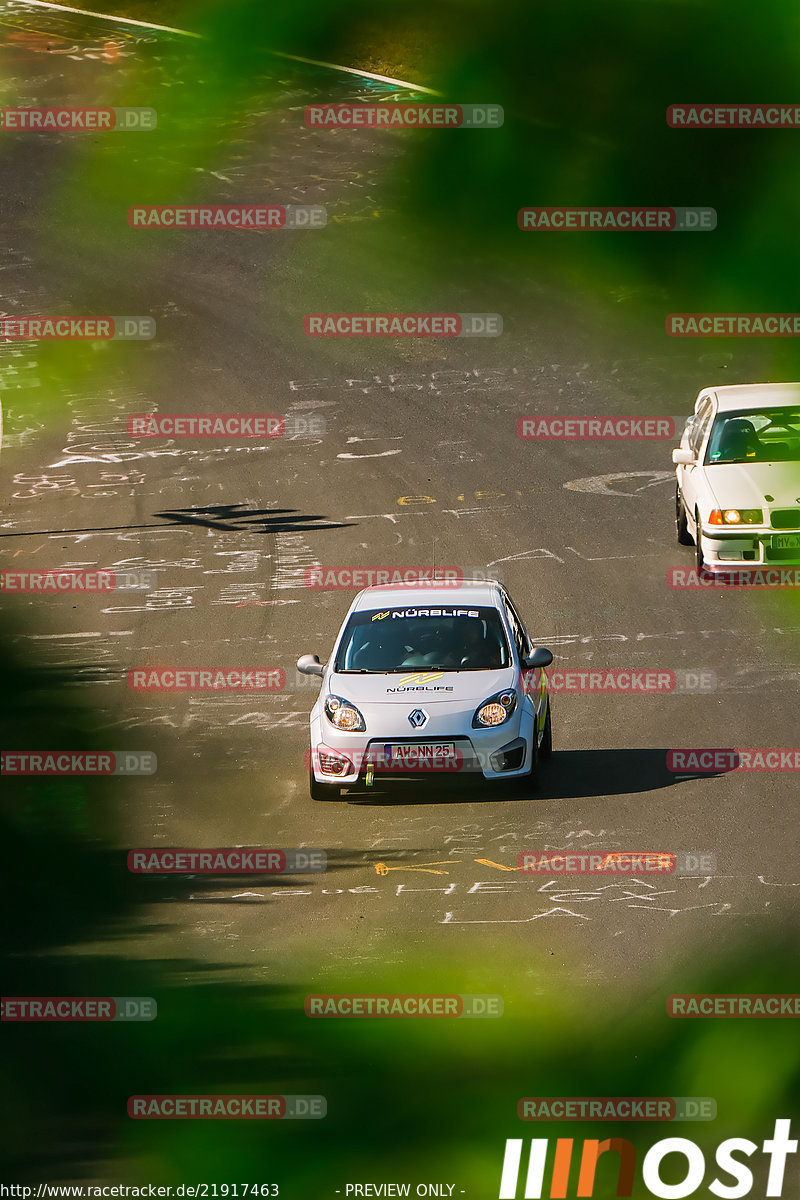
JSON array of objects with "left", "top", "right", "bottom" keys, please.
[
  {"left": 297, "top": 580, "right": 553, "bottom": 800},
  {"left": 673, "top": 382, "right": 800, "bottom": 574}
]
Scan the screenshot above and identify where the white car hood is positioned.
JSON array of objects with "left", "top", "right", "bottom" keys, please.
[
  {"left": 706, "top": 462, "right": 800, "bottom": 511},
  {"left": 326, "top": 667, "right": 518, "bottom": 705}
]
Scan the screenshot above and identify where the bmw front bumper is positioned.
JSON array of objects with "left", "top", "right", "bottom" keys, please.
[{"left": 698, "top": 525, "right": 800, "bottom": 572}]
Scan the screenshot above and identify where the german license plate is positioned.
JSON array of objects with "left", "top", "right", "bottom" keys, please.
[
  {"left": 773, "top": 533, "right": 800, "bottom": 549},
  {"left": 384, "top": 742, "right": 456, "bottom": 762}
]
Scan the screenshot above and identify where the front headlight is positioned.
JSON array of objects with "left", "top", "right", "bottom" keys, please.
[
  {"left": 324, "top": 694, "right": 366, "bottom": 732},
  {"left": 708, "top": 508, "right": 763, "bottom": 526},
  {"left": 472, "top": 690, "right": 517, "bottom": 728}
]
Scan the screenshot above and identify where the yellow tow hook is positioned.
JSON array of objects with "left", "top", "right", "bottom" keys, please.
[{"left": 365, "top": 763, "right": 375, "bottom": 788}]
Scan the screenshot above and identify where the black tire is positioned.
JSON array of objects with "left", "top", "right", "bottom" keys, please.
[
  {"left": 695, "top": 510, "right": 706, "bottom": 573},
  {"left": 309, "top": 768, "right": 340, "bottom": 801},
  {"left": 676, "top": 484, "right": 693, "bottom": 545},
  {"left": 539, "top": 698, "right": 552, "bottom": 760}
]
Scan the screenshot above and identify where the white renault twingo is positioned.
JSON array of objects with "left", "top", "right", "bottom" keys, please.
[{"left": 297, "top": 580, "right": 553, "bottom": 800}]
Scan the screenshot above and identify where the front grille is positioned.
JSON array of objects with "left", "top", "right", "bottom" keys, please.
[
  {"left": 770, "top": 509, "right": 800, "bottom": 530},
  {"left": 765, "top": 548, "right": 800, "bottom": 562}
]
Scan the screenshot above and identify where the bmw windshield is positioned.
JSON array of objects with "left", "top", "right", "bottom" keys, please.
[
  {"left": 705, "top": 408, "right": 800, "bottom": 465},
  {"left": 334, "top": 606, "right": 512, "bottom": 673}
]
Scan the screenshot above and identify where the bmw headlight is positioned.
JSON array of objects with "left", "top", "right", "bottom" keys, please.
[
  {"left": 472, "top": 690, "right": 517, "bottom": 728},
  {"left": 708, "top": 508, "right": 763, "bottom": 525},
  {"left": 324, "top": 694, "right": 366, "bottom": 732}
]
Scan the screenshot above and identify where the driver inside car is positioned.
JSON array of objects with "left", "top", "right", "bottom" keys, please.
[{"left": 711, "top": 418, "right": 760, "bottom": 462}]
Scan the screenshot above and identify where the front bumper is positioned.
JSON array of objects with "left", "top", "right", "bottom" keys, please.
[
  {"left": 698, "top": 525, "right": 800, "bottom": 573},
  {"left": 309, "top": 711, "right": 536, "bottom": 784}
]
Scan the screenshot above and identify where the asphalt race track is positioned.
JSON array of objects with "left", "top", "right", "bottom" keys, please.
[{"left": 1, "top": 1, "right": 798, "bottom": 1007}]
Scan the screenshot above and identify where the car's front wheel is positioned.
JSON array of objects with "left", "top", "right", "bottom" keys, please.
[
  {"left": 675, "top": 484, "right": 693, "bottom": 545},
  {"left": 309, "top": 768, "right": 341, "bottom": 801}
]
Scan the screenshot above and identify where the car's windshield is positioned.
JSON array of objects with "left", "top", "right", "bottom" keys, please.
[
  {"left": 705, "top": 408, "right": 800, "bottom": 465},
  {"left": 334, "top": 605, "right": 512, "bottom": 672}
]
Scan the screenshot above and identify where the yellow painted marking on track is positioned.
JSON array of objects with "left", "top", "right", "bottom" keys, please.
[
  {"left": 398, "top": 489, "right": 532, "bottom": 507},
  {"left": 598, "top": 852, "right": 674, "bottom": 870},
  {"left": 373, "top": 858, "right": 524, "bottom": 877},
  {"left": 374, "top": 860, "right": 460, "bottom": 876},
  {"left": 474, "top": 858, "right": 520, "bottom": 872}
]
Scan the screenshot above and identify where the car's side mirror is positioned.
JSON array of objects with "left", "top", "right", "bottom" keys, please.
[
  {"left": 672, "top": 448, "right": 695, "bottom": 465},
  {"left": 297, "top": 653, "right": 325, "bottom": 678},
  {"left": 524, "top": 647, "right": 554, "bottom": 669}
]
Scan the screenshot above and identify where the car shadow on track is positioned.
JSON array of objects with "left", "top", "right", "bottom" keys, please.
[
  {"left": 0, "top": 503, "right": 355, "bottom": 540},
  {"left": 339, "top": 748, "right": 704, "bottom": 805}
]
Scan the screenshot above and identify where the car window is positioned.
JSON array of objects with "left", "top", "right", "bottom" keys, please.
[
  {"left": 503, "top": 596, "right": 530, "bottom": 661},
  {"left": 334, "top": 605, "right": 511, "bottom": 672},
  {"left": 705, "top": 407, "right": 800, "bottom": 465},
  {"left": 689, "top": 399, "right": 713, "bottom": 455}
]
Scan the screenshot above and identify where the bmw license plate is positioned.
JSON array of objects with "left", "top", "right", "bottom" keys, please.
[
  {"left": 773, "top": 533, "right": 800, "bottom": 549},
  {"left": 384, "top": 742, "right": 456, "bottom": 763}
]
